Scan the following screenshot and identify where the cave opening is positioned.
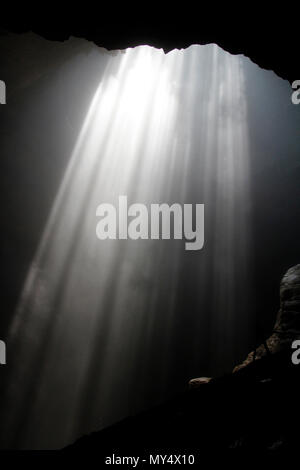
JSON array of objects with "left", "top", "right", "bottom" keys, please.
[{"left": 0, "top": 35, "right": 299, "bottom": 449}]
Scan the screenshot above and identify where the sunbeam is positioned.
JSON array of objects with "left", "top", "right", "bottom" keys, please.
[{"left": 2, "top": 44, "right": 254, "bottom": 449}]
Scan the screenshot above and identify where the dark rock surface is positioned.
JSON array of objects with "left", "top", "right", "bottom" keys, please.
[
  {"left": 233, "top": 264, "right": 300, "bottom": 372},
  {"left": 0, "top": 8, "right": 299, "bottom": 84},
  {"left": 65, "top": 265, "right": 300, "bottom": 459},
  {"left": 64, "top": 349, "right": 299, "bottom": 459}
]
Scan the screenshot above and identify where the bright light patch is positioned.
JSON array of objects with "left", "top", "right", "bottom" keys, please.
[{"left": 2, "top": 44, "right": 254, "bottom": 449}]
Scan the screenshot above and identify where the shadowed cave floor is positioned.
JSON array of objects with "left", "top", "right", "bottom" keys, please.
[{"left": 63, "top": 349, "right": 299, "bottom": 460}]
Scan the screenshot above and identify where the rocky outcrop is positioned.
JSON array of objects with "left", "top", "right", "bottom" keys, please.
[
  {"left": 233, "top": 264, "right": 300, "bottom": 373},
  {"left": 0, "top": 10, "right": 299, "bottom": 83},
  {"left": 66, "top": 265, "right": 300, "bottom": 457},
  {"left": 189, "top": 264, "right": 300, "bottom": 385},
  {"left": 66, "top": 347, "right": 300, "bottom": 457}
]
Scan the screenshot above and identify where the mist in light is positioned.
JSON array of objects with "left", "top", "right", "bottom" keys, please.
[{"left": 2, "top": 44, "right": 255, "bottom": 449}]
